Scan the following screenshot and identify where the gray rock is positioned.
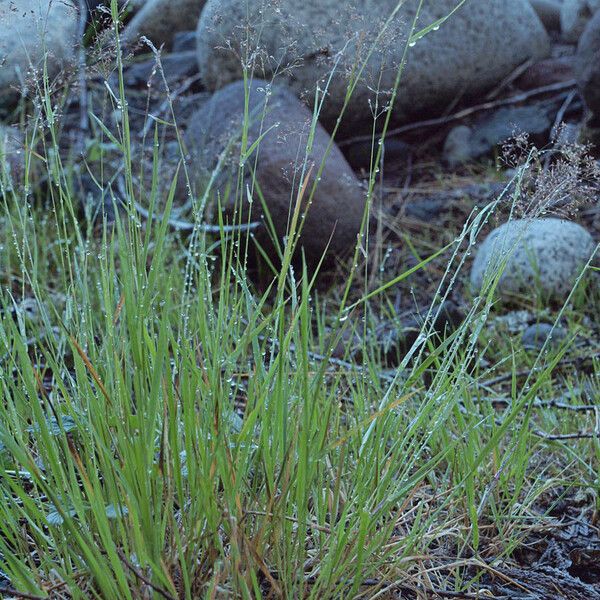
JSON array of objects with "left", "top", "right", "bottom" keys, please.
[
  {"left": 0, "top": 0, "right": 79, "bottom": 111},
  {"left": 561, "top": 0, "right": 600, "bottom": 42},
  {"left": 400, "top": 181, "right": 507, "bottom": 222},
  {"left": 172, "top": 31, "right": 196, "bottom": 53},
  {"left": 470, "top": 218, "right": 597, "bottom": 302},
  {"left": 515, "top": 56, "right": 576, "bottom": 90},
  {"left": 84, "top": 0, "right": 104, "bottom": 10},
  {"left": 122, "top": 0, "right": 207, "bottom": 49},
  {"left": 443, "top": 125, "right": 476, "bottom": 168},
  {"left": 530, "top": 0, "right": 563, "bottom": 31},
  {"left": 576, "top": 10, "right": 600, "bottom": 122},
  {"left": 124, "top": 51, "right": 199, "bottom": 90},
  {"left": 196, "top": 0, "right": 550, "bottom": 135},
  {"left": 443, "top": 105, "right": 553, "bottom": 167},
  {"left": 521, "top": 322, "right": 567, "bottom": 349},
  {"left": 381, "top": 300, "right": 465, "bottom": 364},
  {"left": 343, "top": 138, "right": 411, "bottom": 170},
  {"left": 184, "top": 80, "right": 366, "bottom": 266}
]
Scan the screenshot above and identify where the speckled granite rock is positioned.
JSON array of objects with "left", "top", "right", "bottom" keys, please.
[
  {"left": 196, "top": 0, "right": 550, "bottom": 135},
  {"left": 470, "top": 218, "right": 596, "bottom": 301},
  {"left": 0, "top": 0, "right": 78, "bottom": 111}
]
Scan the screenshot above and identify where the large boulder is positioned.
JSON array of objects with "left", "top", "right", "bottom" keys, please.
[
  {"left": 0, "top": 0, "right": 79, "bottom": 112},
  {"left": 576, "top": 9, "right": 600, "bottom": 124},
  {"left": 184, "top": 80, "right": 366, "bottom": 266},
  {"left": 196, "top": 0, "right": 550, "bottom": 135},
  {"left": 470, "top": 218, "right": 596, "bottom": 302},
  {"left": 122, "top": 0, "right": 207, "bottom": 49}
]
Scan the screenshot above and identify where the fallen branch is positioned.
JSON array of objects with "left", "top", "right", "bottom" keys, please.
[
  {"left": 132, "top": 199, "right": 261, "bottom": 233},
  {"left": 476, "top": 395, "right": 598, "bottom": 413},
  {"left": 0, "top": 587, "right": 46, "bottom": 600},
  {"left": 116, "top": 549, "right": 177, "bottom": 600},
  {"left": 480, "top": 349, "right": 600, "bottom": 388},
  {"left": 115, "top": 176, "right": 261, "bottom": 233},
  {"left": 339, "top": 80, "right": 577, "bottom": 147},
  {"left": 532, "top": 430, "right": 599, "bottom": 440}
]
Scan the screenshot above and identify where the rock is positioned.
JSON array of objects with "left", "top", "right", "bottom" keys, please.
[
  {"left": 530, "top": 0, "right": 563, "bottom": 31},
  {"left": 470, "top": 218, "right": 596, "bottom": 302},
  {"left": 576, "top": 10, "right": 600, "bottom": 123},
  {"left": 386, "top": 300, "right": 465, "bottom": 361},
  {"left": 331, "top": 299, "right": 465, "bottom": 365},
  {"left": 561, "top": 0, "right": 600, "bottom": 42},
  {"left": 124, "top": 51, "right": 199, "bottom": 91},
  {"left": 521, "top": 322, "right": 567, "bottom": 349},
  {"left": 86, "top": 0, "right": 139, "bottom": 9},
  {"left": 443, "top": 125, "right": 475, "bottom": 168},
  {"left": 491, "top": 309, "right": 535, "bottom": 334},
  {"left": 184, "top": 80, "right": 366, "bottom": 266},
  {"left": 122, "top": 0, "right": 207, "bottom": 49},
  {"left": 84, "top": 0, "right": 104, "bottom": 10},
  {"left": 443, "top": 105, "right": 554, "bottom": 167},
  {"left": 0, "top": 0, "right": 79, "bottom": 112},
  {"left": 172, "top": 31, "right": 196, "bottom": 53},
  {"left": 0, "top": 123, "right": 25, "bottom": 190},
  {"left": 515, "top": 56, "right": 576, "bottom": 90},
  {"left": 399, "top": 181, "right": 506, "bottom": 222},
  {"left": 366, "top": 300, "right": 465, "bottom": 367},
  {"left": 343, "top": 138, "right": 411, "bottom": 170},
  {"left": 196, "top": 0, "right": 550, "bottom": 135}
]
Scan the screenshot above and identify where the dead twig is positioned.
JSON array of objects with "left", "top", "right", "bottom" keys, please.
[
  {"left": 532, "top": 430, "right": 599, "bottom": 440},
  {"left": 485, "top": 58, "right": 535, "bottom": 100},
  {"left": 0, "top": 587, "right": 47, "bottom": 600},
  {"left": 476, "top": 396, "right": 598, "bottom": 413},
  {"left": 116, "top": 549, "right": 177, "bottom": 600},
  {"left": 359, "top": 578, "right": 500, "bottom": 599},
  {"left": 132, "top": 198, "right": 261, "bottom": 233},
  {"left": 480, "top": 349, "right": 600, "bottom": 388},
  {"left": 115, "top": 176, "right": 261, "bottom": 233},
  {"left": 339, "top": 80, "right": 577, "bottom": 147},
  {"left": 140, "top": 74, "right": 202, "bottom": 139}
]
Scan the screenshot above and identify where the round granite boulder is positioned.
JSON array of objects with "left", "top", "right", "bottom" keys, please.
[
  {"left": 470, "top": 218, "right": 596, "bottom": 302},
  {"left": 0, "top": 0, "right": 78, "bottom": 111},
  {"left": 184, "top": 79, "right": 366, "bottom": 266},
  {"left": 196, "top": 0, "right": 549, "bottom": 135}
]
